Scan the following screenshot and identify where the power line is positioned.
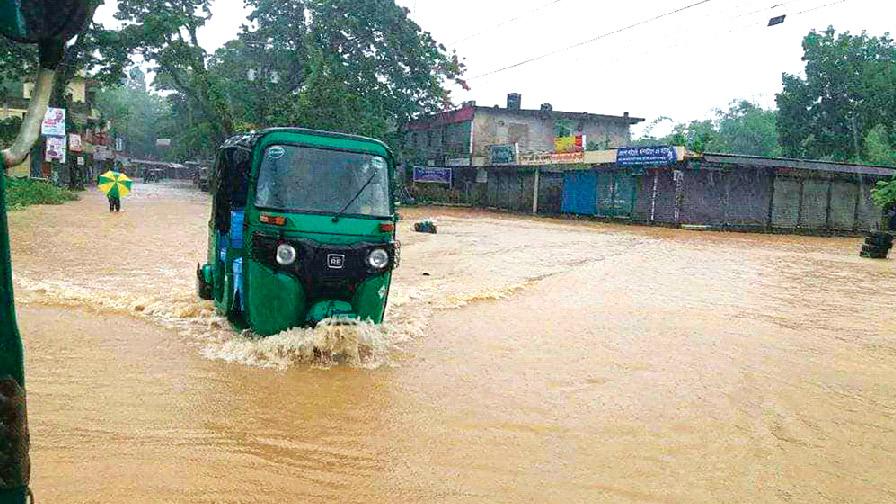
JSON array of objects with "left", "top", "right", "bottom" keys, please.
[
  {"left": 468, "top": 0, "right": 715, "bottom": 81},
  {"left": 794, "top": 0, "right": 848, "bottom": 15},
  {"left": 448, "top": 0, "right": 567, "bottom": 46},
  {"left": 598, "top": 0, "right": 856, "bottom": 69}
]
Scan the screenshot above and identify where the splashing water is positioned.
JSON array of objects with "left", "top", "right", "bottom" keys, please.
[
  {"left": 9, "top": 186, "right": 617, "bottom": 370},
  {"left": 201, "top": 320, "right": 392, "bottom": 370}
]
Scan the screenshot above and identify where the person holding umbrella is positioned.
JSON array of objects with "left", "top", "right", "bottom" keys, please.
[{"left": 98, "top": 170, "right": 132, "bottom": 212}]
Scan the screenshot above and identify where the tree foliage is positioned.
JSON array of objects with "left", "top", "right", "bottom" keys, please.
[
  {"left": 0, "top": 117, "right": 23, "bottom": 148},
  {"left": 716, "top": 101, "right": 782, "bottom": 157},
  {"left": 777, "top": 27, "right": 896, "bottom": 162},
  {"left": 95, "top": 72, "right": 171, "bottom": 159},
  {"left": 0, "top": 17, "right": 127, "bottom": 93},
  {"left": 634, "top": 100, "right": 781, "bottom": 157},
  {"left": 862, "top": 125, "right": 896, "bottom": 167},
  {"left": 117, "top": 0, "right": 465, "bottom": 153},
  {"left": 871, "top": 177, "right": 896, "bottom": 209},
  {"left": 0, "top": 38, "right": 37, "bottom": 84},
  {"left": 116, "top": 0, "right": 235, "bottom": 142}
]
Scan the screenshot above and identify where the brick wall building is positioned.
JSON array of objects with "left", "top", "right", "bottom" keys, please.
[{"left": 404, "top": 93, "right": 643, "bottom": 167}]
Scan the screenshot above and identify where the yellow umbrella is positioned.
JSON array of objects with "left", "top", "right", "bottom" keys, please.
[{"left": 98, "top": 171, "right": 133, "bottom": 199}]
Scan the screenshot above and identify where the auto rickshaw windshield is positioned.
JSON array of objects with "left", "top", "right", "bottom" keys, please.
[{"left": 255, "top": 145, "right": 391, "bottom": 218}]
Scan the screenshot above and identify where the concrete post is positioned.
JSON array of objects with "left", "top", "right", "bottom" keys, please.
[
  {"left": 532, "top": 168, "right": 540, "bottom": 214},
  {"left": 673, "top": 169, "right": 684, "bottom": 225}
]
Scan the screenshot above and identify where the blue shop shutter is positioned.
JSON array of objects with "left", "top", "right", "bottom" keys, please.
[{"left": 561, "top": 171, "right": 598, "bottom": 215}]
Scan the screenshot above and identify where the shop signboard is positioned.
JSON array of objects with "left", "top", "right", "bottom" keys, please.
[
  {"left": 616, "top": 146, "right": 677, "bottom": 167},
  {"left": 413, "top": 166, "right": 453, "bottom": 185},
  {"left": 488, "top": 144, "right": 518, "bottom": 165},
  {"left": 41, "top": 107, "right": 66, "bottom": 136},
  {"left": 519, "top": 151, "right": 585, "bottom": 166},
  {"left": 552, "top": 152, "right": 585, "bottom": 164},
  {"left": 446, "top": 157, "right": 471, "bottom": 167},
  {"left": 94, "top": 146, "right": 112, "bottom": 161},
  {"left": 554, "top": 134, "right": 586, "bottom": 154}
]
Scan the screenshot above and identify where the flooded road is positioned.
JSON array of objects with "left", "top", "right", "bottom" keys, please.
[{"left": 7, "top": 181, "right": 896, "bottom": 503}]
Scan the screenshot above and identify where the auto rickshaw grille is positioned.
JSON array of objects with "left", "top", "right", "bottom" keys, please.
[{"left": 251, "top": 233, "right": 395, "bottom": 301}]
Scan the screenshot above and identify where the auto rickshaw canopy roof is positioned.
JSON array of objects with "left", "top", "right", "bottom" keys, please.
[{"left": 223, "top": 128, "right": 393, "bottom": 160}]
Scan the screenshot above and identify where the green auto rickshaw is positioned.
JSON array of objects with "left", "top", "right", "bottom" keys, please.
[{"left": 197, "top": 128, "right": 400, "bottom": 336}]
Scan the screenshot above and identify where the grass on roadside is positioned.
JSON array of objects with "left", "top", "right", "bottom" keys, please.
[{"left": 4, "top": 176, "right": 79, "bottom": 211}]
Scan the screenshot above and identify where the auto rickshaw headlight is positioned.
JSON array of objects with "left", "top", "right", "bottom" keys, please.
[
  {"left": 276, "top": 244, "right": 297, "bottom": 266},
  {"left": 367, "top": 248, "right": 390, "bottom": 270}
]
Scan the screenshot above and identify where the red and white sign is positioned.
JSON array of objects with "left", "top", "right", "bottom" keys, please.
[{"left": 41, "top": 107, "right": 66, "bottom": 137}]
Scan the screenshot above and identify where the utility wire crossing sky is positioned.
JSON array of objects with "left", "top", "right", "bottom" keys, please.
[{"left": 96, "top": 0, "right": 893, "bottom": 138}]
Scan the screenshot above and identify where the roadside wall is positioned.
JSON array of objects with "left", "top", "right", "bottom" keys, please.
[{"left": 408, "top": 160, "right": 890, "bottom": 234}]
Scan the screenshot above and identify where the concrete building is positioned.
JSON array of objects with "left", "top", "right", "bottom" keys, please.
[
  {"left": 1, "top": 73, "right": 98, "bottom": 122},
  {"left": 1, "top": 73, "right": 102, "bottom": 177},
  {"left": 404, "top": 93, "right": 644, "bottom": 167}
]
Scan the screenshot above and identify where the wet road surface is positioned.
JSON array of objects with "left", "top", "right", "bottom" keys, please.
[{"left": 7, "top": 181, "right": 896, "bottom": 503}]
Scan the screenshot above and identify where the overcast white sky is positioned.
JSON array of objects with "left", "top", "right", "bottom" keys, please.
[{"left": 95, "top": 0, "right": 896, "bottom": 137}]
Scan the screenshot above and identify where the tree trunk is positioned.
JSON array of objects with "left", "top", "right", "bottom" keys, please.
[
  {"left": 1, "top": 69, "right": 56, "bottom": 170},
  {"left": 1, "top": 39, "right": 64, "bottom": 170},
  {"left": 851, "top": 114, "right": 861, "bottom": 161}
]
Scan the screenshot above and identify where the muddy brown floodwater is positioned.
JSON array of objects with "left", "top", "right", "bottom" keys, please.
[{"left": 6, "top": 181, "right": 896, "bottom": 503}]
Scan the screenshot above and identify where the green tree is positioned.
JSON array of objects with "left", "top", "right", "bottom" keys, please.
[
  {"left": 0, "top": 117, "right": 22, "bottom": 148},
  {"left": 118, "top": 0, "right": 464, "bottom": 150},
  {"left": 716, "top": 101, "right": 781, "bottom": 157},
  {"left": 871, "top": 178, "right": 896, "bottom": 209},
  {"left": 0, "top": 38, "right": 37, "bottom": 84},
  {"left": 862, "top": 125, "right": 896, "bottom": 167},
  {"left": 116, "top": 0, "right": 236, "bottom": 141},
  {"left": 633, "top": 101, "right": 781, "bottom": 156},
  {"left": 207, "top": 0, "right": 308, "bottom": 129},
  {"left": 667, "top": 120, "right": 722, "bottom": 153},
  {"left": 95, "top": 77, "right": 171, "bottom": 159},
  {"left": 158, "top": 92, "right": 219, "bottom": 161},
  {"left": 206, "top": 0, "right": 465, "bottom": 148},
  {"left": 297, "top": 0, "right": 465, "bottom": 144},
  {"left": 777, "top": 27, "right": 896, "bottom": 161}
]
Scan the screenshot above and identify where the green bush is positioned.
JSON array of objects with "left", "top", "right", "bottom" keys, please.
[
  {"left": 872, "top": 178, "right": 896, "bottom": 209},
  {"left": 4, "top": 177, "right": 79, "bottom": 211}
]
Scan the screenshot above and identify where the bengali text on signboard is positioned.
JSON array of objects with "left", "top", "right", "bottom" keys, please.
[
  {"left": 446, "top": 157, "right": 471, "bottom": 167},
  {"left": 488, "top": 144, "right": 518, "bottom": 165},
  {"left": 616, "top": 146, "right": 677, "bottom": 167},
  {"left": 518, "top": 151, "right": 585, "bottom": 166},
  {"left": 413, "top": 166, "right": 453, "bottom": 185}
]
